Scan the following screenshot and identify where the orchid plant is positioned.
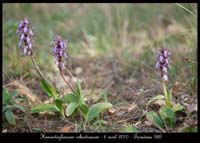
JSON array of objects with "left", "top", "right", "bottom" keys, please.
[
  {"left": 156, "top": 48, "right": 172, "bottom": 107},
  {"left": 16, "top": 18, "right": 112, "bottom": 123},
  {"left": 146, "top": 48, "right": 184, "bottom": 132}
]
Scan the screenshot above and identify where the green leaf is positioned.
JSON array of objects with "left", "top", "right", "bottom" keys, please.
[
  {"left": 5, "top": 110, "right": 16, "bottom": 125},
  {"left": 159, "top": 106, "right": 176, "bottom": 128},
  {"left": 3, "top": 106, "right": 8, "bottom": 112},
  {"left": 62, "top": 93, "right": 77, "bottom": 104},
  {"left": 15, "top": 97, "right": 24, "bottom": 102},
  {"left": 10, "top": 91, "right": 18, "bottom": 97},
  {"left": 66, "top": 102, "right": 78, "bottom": 116},
  {"left": 172, "top": 103, "right": 184, "bottom": 112},
  {"left": 147, "top": 95, "right": 165, "bottom": 105},
  {"left": 31, "top": 104, "right": 60, "bottom": 114},
  {"left": 77, "top": 80, "right": 82, "bottom": 97},
  {"left": 76, "top": 80, "right": 86, "bottom": 105},
  {"left": 55, "top": 99, "right": 63, "bottom": 111},
  {"left": 40, "top": 79, "right": 57, "bottom": 98},
  {"left": 70, "top": 108, "right": 79, "bottom": 118},
  {"left": 55, "top": 99, "right": 65, "bottom": 118},
  {"left": 122, "top": 125, "right": 139, "bottom": 133},
  {"left": 93, "top": 119, "right": 107, "bottom": 126},
  {"left": 183, "top": 127, "right": 197, "bottom": 132},
  {"left": 176, "top": 3, "right": 196, "bottom": 17},
  {"left": 146, "top": 95, "right": 165, "bottom": 110},
  {"left": 33, "top": 128, "right": 43, "bottom": 133},
  {"left": 8, "top": 104, "right": 26, "bottom": 112},
  {"left": 100, "top": 90, "right": 108, "bottom": 102},
  {"left": 79, "top": 104, "right": 89, "bottom": 119},
  {"left": 3, "top": 88, "right": 9, "bottom": 105},
  {"left": 86, "top": 102, "right": 112, "bottom": 122},
  {"left": 146, "top": 111, "right": 163, "bottom": 129}
]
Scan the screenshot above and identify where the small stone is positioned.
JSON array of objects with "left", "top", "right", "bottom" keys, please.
[
  {"left": 75, "top": 67, "right": 83, "bottom": 75},
  {"left": 2, "top": 129, "right": 7, "bottom": 133},
  {"left": 108, "top": 108, "right": 116, "bottom": 114},
  {"left": 71, "top": 77, "right": 78, "bottom": 83},
  {"left": 144, "top": 120, "right": 152, "bottom": 126}
]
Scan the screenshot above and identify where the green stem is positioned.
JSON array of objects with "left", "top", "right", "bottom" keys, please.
[
  {"left": 162, "top": 81, "right": 171, "bottom": 107},
  {"left": 65, "top": 67, "right": 74, "bottom": 79},
  {"left": 60, "top": 70, "right": 77, "bottom": 94},
  {"left": 31, "top": 56, "right": 45, "bottom": 80},
  {"left": 83, "top": 117, "right": 87, "bottom": 132},
  {"left": 162, "top": 81, "right": 167, "bottom": 97},
  {"left": 60, "top": 109, "right": 65, "bottom": 120}
]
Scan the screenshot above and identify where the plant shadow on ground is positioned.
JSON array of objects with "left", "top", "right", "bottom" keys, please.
[{"left": 2, "top": 3, "right": 197, "bottom": 132}]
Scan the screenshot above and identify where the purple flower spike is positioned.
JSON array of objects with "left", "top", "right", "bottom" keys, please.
[
  {"left": 16, "top": 18, "right": 33, "bottom": 56},
  {"left": 52, "top": 35, "right": 68, "bottom": 71},
  {"left": 155, "top": 48, "right": 171, "bottom": 81}
]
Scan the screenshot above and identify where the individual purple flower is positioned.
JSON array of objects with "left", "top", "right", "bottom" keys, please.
[
  {"left": 155, "top": 48, "right": 171, "bottom": 81},
  {"left": 16, "top": 18, "right": 33, "bottom": 56},
  {"left": 52, "top": 35, "right": 68, "bottom": 70}
]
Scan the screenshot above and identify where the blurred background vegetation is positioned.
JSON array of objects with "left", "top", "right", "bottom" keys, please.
[
  {"left": 3, "top": 3, "right": 197, "bottom": 94},
  {"left": 2, "top": 3, "right": 197, "bottom": 133}
]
